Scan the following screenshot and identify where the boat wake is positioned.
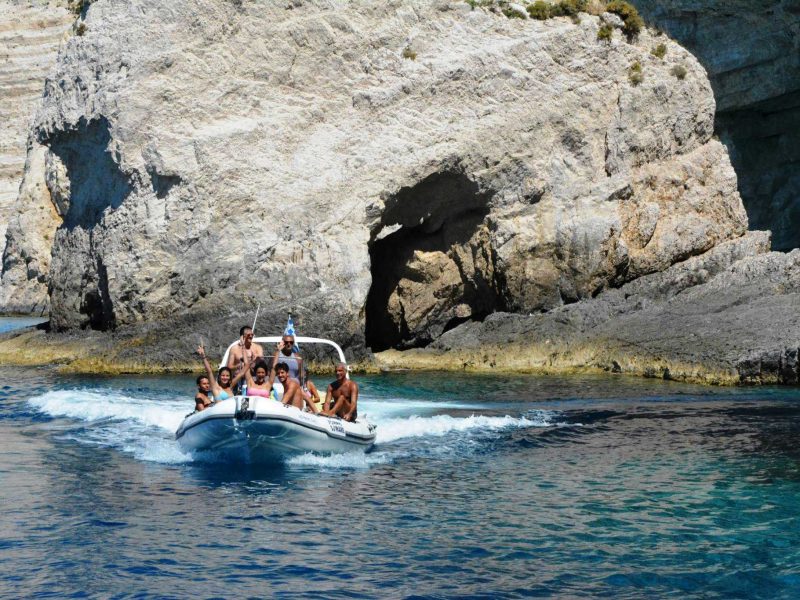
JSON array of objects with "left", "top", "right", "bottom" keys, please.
[
  {"left": 27, "top": 389, "right": 559, "bottom": 467},
  {"left": 28, "top": 390, "right": 189, "bottom": 463}
]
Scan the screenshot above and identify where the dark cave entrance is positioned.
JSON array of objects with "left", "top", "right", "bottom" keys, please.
[{"left": 365, "top": 171, "right": 501, "bottom": 352}]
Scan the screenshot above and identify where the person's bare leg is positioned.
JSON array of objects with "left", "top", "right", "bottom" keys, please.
[
  {"left": 330, "top": 396, "right": 353, "bottom": 419},
  {"left": 289, "top": 391, "right": 305, "bottom": 410},
  {"left": 323, "top": 396, "right": 343, "bottom": 417}
]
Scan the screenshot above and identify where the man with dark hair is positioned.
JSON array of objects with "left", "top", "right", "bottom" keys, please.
[
  {"left": 227, "top": 325, "right": 264, "bottom": 373},
  {"left": 194, "top": 375, "right": 213, "bottom": 412},
  {"left": 276, "top": 362, "right": 318, "bottom": 414},
  {"left": 322, "top": 363, "right": 359, "bottom": 422}
]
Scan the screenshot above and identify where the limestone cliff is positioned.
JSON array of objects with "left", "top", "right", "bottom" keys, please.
[
  {"left": 379, "top": 231, "right": 800, "bottom": 385},
  {"left": 0, "top": 0, "right": 796, "bottom": 383},
  {"left": 630, "top": 0, "right": 800, "bottom": 251},
  {"left": 1, "top": 1, "right": 743, "bottom": 334},
  {"left": 0, "top": 0, "right": 72, "bottom": 311}
]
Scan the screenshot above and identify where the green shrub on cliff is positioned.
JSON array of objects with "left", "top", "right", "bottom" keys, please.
[
  {"left": 402, "top": 46, "right": 417, "bottom": 60},
  {"left": 466, "top": 0, "right": 494, "bottom": 8},
  {"left": 605, "top": 0, "right": 644, "bottom": 39},
  {"left": 552, "top": 0, "right": 588, "bottom": 17},
  {"left": 597, "top": 22, "right": 613, "bottom": 41},
  {"left": 651, "top": 43, "right": 667, "bottom": 59},
  {"left": 503, "top": 5, "right": 527, "bottom": 18},
  {"left": 525, "top": 0, "right": 589, "bottom": 21},
  {"left": 670, "top": 64, "right": 687, "bottom": 80},
  {"left": 629, "top": 60, "right": 643, "bottom": 86},
  {"left": 527, "top": 1, "right": 551, "bottom": 19}
]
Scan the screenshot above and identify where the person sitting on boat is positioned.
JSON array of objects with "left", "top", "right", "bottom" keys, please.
[
  {"left": 227, "top": 326, "right": 264, "bottom": 374},
  {"left": 241, "top": 354, "right": 274, "bottom": 399},
  {"left": 303, "top": 378, "right": 323, "bottom": 412},
  {"left": 269, "top": 334, "right": 303, "bottom": 384},
  {"left": 276, "top": 361, "right": 318, "bottom": 414},
  {"left": 194, "top": 375, "right": 213, "bottom": 412},
  {"left": 321, "top": 363, "right": 359, "bottom": 422},
  {"left": 198, "top": 344, "right": 246, "bottom": 402}
]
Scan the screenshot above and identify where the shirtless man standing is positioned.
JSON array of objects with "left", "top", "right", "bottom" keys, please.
[
  {"left": 227, "top": 326, "right": 264, "bottom": 373},
  {"left": 322, "top": 363, "right": 359, "bottom": 422},
  {"left": 277, "top": 362, "right": 318, "bottom": 414}
]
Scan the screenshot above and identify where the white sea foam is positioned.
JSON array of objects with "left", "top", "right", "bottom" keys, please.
[
  {"left": 123, "top": 438, "right": 193, "bottom": 464},
  {"left": 286, "top": 451, "right": 390, "bottom": 469},
  {"left": 28, "top": 390, "right": 185, "bottom": 432},
  {"left": 359, "top": 398, "right": 485, "bottom": 418},
  {"left": 28, "top": 389, "right": 190, "bottom": 463},
  {"left": 27, "top": 390, "right": 557, "bottom": 466},
  {"left": 376, "top": 411, "right": 553, "bottom": 444}
]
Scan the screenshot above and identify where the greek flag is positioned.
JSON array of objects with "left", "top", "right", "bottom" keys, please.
[{"left": 284, "top": 314, "right": 300, "bottom": 353}]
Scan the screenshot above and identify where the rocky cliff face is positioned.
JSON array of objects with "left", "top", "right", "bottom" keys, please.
[
  {"left": 0, "top": 0, "right": 749, "bottom": 353},
  {"left": 378, "top": 231, "right": 800, "bottom": 384},
  {"left": 630, "top": 0, "right": 800, "bottom": 251},
  {"left": 0, "top": 1, "right": 72, "bottom": 308}
]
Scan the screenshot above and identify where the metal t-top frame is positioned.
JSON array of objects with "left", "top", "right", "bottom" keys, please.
[{"left": 219, "top": 336, "right": 349, "bottom": 378}]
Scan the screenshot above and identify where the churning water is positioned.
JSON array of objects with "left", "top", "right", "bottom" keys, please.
[{"left": 2, "top": 360, "right": 800, "bottom": 598}]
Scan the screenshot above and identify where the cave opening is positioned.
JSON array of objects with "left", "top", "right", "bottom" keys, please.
[{"left": 365, "top": 171, "right": 501, "bottom": 352}]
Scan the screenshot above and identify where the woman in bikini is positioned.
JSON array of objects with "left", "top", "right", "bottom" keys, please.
[
  {"left": 197, "top": 344, "right": 246, "bottom": 402},
  {"left": 241, "top": 354, "right": 274, "bottom": 399}
]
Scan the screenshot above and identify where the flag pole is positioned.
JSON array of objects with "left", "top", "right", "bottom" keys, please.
[{"left": 252, "top": 303, "right": 261, "bottom": 335}]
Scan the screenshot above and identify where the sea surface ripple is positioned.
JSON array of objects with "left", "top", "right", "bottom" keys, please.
[{"left": 1, "top": 355, "right": 800, "bottom": 597}]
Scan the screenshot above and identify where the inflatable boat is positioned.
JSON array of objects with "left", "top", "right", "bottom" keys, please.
[
  {"left": 175, "top": 336, "right": 376, "bottom": 461},
  {"left": 175, "top": 395, "right": 376, "bottom": 460}
]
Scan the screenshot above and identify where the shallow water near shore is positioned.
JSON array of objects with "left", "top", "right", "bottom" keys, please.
[
  {"left": 0, "top": 316, "right": 47, "bottom": 335},
  {"left": 2, "top": 363, "right": 800, "bottom": 598}
]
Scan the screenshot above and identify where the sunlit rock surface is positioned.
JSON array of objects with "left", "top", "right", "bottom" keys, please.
[
  {"left": 630, "top": 0, "right": 800, "bottom": 251},
  {"left": 378, "top": 231, "right": 800, "bottom": 384},
  {"left": 0, "top": 0, "right": 72, "bottom": 311},
  {"left": 0, "top": 0, "right": 749, "bottom": 353}
]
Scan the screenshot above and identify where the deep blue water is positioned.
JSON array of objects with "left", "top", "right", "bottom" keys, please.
[{"left": 2, "top": 334, "right": 800, "bottom": 597}]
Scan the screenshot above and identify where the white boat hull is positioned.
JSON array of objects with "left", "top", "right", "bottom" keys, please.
[{"left": 175, "top": 396, "right": 376, "bottom": 461}]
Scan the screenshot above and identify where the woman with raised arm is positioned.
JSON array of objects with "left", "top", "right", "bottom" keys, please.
[
  {"left": 197, "top": 344, "right": 246, "bottom": 402},
  {"left": 242, "top": 353, "right": 274, "bottom": 399}
]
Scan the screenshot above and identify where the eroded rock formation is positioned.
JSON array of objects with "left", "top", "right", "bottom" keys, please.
[
  {"left": 0, "top": 1, "right": 72, "bottom": 311},
  {"left": 378, "top": 231, "right": 800, "bottom": 384},
  {"left": 1, "top": 0, "right": 748, "bottom": 351},
  {"left": 630, "top": 0, "right": 800, "bottom": 251}
]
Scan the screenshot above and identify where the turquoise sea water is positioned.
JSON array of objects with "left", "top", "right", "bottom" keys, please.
[
  {"left": 0, "top": 316, "right": 47, "bottom": 335},
  {"left": 1, "top": 320, "right": 800, "bottom": 597}
]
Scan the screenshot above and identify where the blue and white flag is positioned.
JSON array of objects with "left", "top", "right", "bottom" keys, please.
[{"left": 284, "top": 314, "right": 300, "bottom": 353}]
